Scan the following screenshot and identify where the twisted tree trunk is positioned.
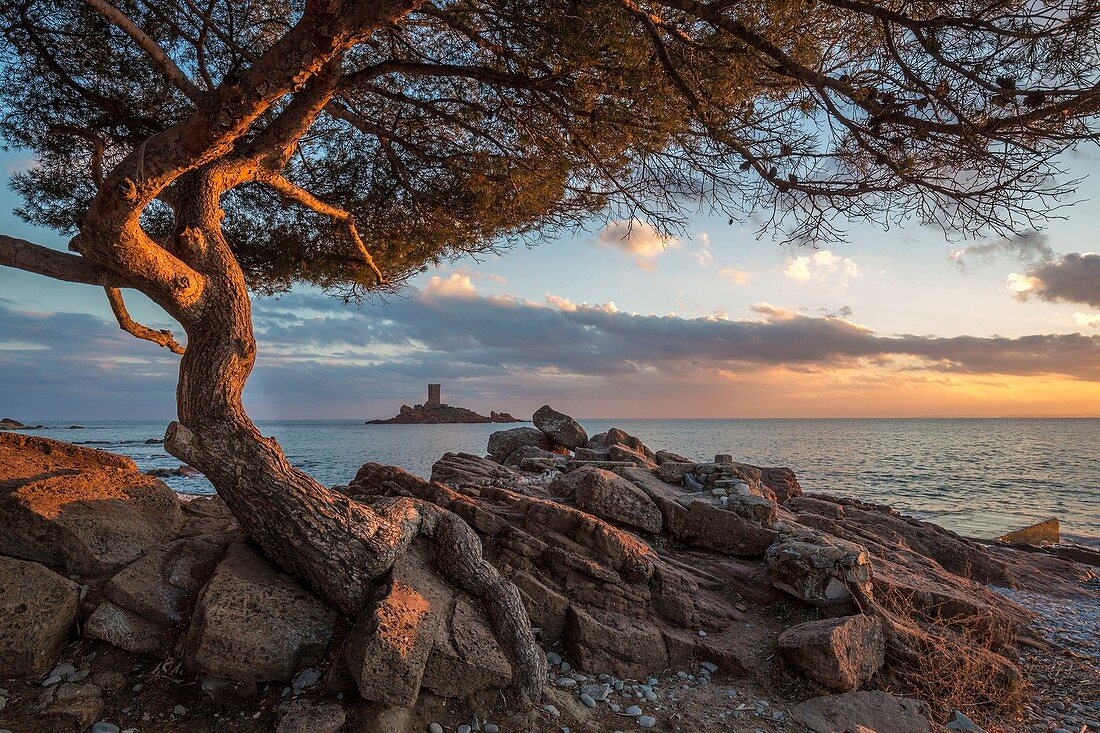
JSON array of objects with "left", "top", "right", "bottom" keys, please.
[{"left": 161, "top": 171, "right": 546, "bottom": 702}]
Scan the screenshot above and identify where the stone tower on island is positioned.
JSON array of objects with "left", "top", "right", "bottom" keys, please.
[{"left": 366, "top": 383, "right": 523, "bottom": 423}]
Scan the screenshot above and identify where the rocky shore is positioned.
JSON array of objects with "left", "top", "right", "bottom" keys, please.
[{"left": 0, "top": 409, "right": 1097, "bottom": 733}]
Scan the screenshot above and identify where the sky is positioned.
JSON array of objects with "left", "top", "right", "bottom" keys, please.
[{"left": 1, "top": 148, "right": 1099, "bottom": 420}]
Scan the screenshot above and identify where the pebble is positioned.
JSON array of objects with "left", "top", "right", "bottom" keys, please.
[
  {"left": 41, "top": 674, "right": 63, "bottom": 687},
  {"left": 697, "top": 630, "right": 707, "bottom": 637},
  {"left": 580, "top": 693, "right": 596, "bottom": 708},
  {"left": 626, "top": 705, "right": 643, "bottom": 717},
  {"left": 485, "top": 726, "right": 499, "bottom": 733},
  {"left": 90, "top": 724, "right": 120, "bottom": 733},
  {"left": 700, "top": 662, "right": 718, "bottom": 674},
  {"left": 555, "top": 677, "right": 577, "bottom": 688},
  {"left": 173, "top": 705, "right": 187, "bottom": 715},
  {"left": 50, "top": 663, "right": 76, "bottom": 679},
  {"left": 638, "top": 716, "right": 656, "bottom": 728},
  {"left": 546, "top": 651, "right": 562, "bottom": 666},
  {"left": 457, "top": 726, "right": 472, "bottom": 733},
  {"left": 429, "top": 724, "right": 443, "bottom": 733},
  {"left": 543, "top": 704, "right": 560, "bottom": 718},
  {"left": 291, "top": 667, "right": 321, "bottom": 694},
  {"left": 560, "top": 661, "right": 571, "bottom": 673}
]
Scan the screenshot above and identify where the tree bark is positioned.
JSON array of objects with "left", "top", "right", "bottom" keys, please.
[{"left": 161, "top": 171, "right": 545, "bottom": 702}]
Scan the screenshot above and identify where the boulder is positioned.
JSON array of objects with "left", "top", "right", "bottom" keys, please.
[
  {"left": 767, "top": 532, "right": 873, "bottom": 607},
  {"left": 532, "top": 405, "right": 588, "bottom": 449},
  {"left": 569, "top": 467, "right": 663, "bottom": 533},
  {"left": 104, "top": 534, "right": 228, "bottom": 627},
  {"left": 607, "top": 443, "right": 658, "bottom": 469},
  {"left": 758, "top": 465, "right": 803, "bottom": 503},
  {"left": 602, "top": 428, "right": 656, "bottom": 461},
  {"left": 0, "top": 556, "right": 80, "bottom": 678},
  {"left": 421, "top": 597, "right": 513, "bottom": 698},
  {"left": 0, "top": 433, "right": 184, "bottom": 576},
  {"left": 654, "top": 449, "right": 691, "bottom": 465},
  {"left": 32, "top": 682, "right": 104, "bottom": 733},
  {"left": 791, "top": 690, "right": 932, "bottom": 733},
  {"left": 277, "top": 700, "right": 346, "bottom": 733},
  {"left": 185, "top": 542, "right": 336, "bottom": 682},
  {"left": 503, "top": 444, "right": 565, "bottom": 468},
  {"left": 430, "top": 452, "right": 524, "bottom": 486},
  {"left": 344, "top": 543, "right": 452, "bottom": 707},
  {"left": 486, "top": 427, "right": 557, "bottom": 462},
  {"left": 677, "top": 500, "right": 778, "bottom": 557},
  {"left": 84, "top": 601, "right": 174, "bottom": 657},
  {"left": 656, "top": 461, "right": 697, "bottom": 485},
  {"left": 778, "top": 614, "right": 885, "bottom": 691}
]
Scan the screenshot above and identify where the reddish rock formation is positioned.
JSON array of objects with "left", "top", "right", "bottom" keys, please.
[{"left": 0, "top": 418, "right": 1093, "bottom": 733}]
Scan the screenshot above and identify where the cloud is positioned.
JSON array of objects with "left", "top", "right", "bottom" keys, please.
[
  {"left": 1074, "top": 312, "right": 1100, "bottom": 329},
  {"left": 596, "top": 220, "right": 678, "bottom": 269},
  {"left": 718, "top": 268, "right": 751, "bottom": 284},
  {"left": 783, "top": 250, "right": 860, "bottom": 287},
  {"left": 423, "top": 272, "right": 476, "bottom": 298},
  {"left": 692, "top": 232, "right": 713, "bottom": 267},
  {"left": 949, "top": 232, "right": 1054, "bottom": 269},
  {"left": 250, "top": 290, "right": 1100, "bottom": 382},
  {"left": 3, "top": 284, "right": 1099, "bottom": 420},
  {"left": 1006, "top": 273, "right": 1041, "bottom": 294},
  {"left": 1010, "top": 252, "right": 1100, "bottom": 308}
]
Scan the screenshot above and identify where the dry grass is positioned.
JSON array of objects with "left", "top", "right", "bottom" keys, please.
[{"left": 874, "top": 584, "right": 1031, "bottom": 728}]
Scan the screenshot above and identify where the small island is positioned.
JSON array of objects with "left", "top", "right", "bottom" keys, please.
[{"left": 366, "top": 384, "right": 525, "bottom": 424}]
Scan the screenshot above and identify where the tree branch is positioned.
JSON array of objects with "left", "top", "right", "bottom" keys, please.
[
  {"left": 81, "top": 0, "right": 204, "bottom": 103},
  {"left": 259, "top": 173, "right": 387, "bottom": 285},
  {"left": 104, "top": 286, "right": 186, "bottom": 354},
  {"left": 0, "top": 235, "right": 124, "bottom": 287}
]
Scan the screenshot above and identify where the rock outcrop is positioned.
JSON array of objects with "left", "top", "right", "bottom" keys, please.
[
  {"left": 0, "top": 432, "right": 184, "bottom": 576},
  {"left": 0, "top": 417, "right": 1083, "bottom": 733}
]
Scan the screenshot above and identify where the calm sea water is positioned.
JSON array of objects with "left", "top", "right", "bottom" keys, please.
[{"left": 13, "top": 418, "right": 1100, "bottom": 547}]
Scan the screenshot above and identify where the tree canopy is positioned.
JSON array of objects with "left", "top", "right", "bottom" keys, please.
[{"left": 3, "top": 0, "right": 1099, "bottom": 302}]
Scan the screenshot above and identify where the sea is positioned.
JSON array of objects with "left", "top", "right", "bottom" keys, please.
[{"left": 12, "top": 418, "right": 1100, "bottom": 548}]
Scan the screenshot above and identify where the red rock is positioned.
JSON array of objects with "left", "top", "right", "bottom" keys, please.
[
  {"left": 778, "top": 614, "right": 885, "bottom": 691},
  {"left": 421, "top": 597, "right": 513, "bottom": 698},
  {"left": 344, "top": 542, "right": 452, "bottom": 707},
  {"left": 84, "top": 600, "right": 174, "bottom": 656},
  {"left": 430, "top": 452, "right": 524, "bottom": 486},
  {"left": 186, "top": 542, "right": 336, "bottom": 682},
  {"left": 791, "top": 690, "right": 932, "bottom": 733},
  {"left": 569, "top": 467, "right": 663, "bottom": 533},
  {"left": 679, "top": 501, "right": 778, "bottom": 557},
  {"left": 0, "top": 556, "right": 80, "bottom": 678},
  {"left": 33, "top": 682, "right": 104, "bottom": 732},
  {"left": 563, "top": 606, "right": 669, "bottom": 677},
  {"left": 0, "top": 433, "right": 184, "bottom": 576},
  {"left": 532, "top": 405, "right": 588, "bottom": 449},
  {"left": 766, "top": 532, "right": 873, "bottom": 607},
  {"left": 487, "top": 427, "right": 558, "bottom": 461}
]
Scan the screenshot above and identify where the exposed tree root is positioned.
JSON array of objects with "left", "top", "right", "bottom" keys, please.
[{"left": 166, "top": 420, "right": 546, "bottom": 704}]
